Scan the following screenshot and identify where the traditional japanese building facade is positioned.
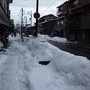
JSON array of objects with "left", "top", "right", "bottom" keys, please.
[
  {"left": 38, "top": 14, "right": 57, "bottom": 35},
  {"left": 57, "top": 0, "right": 90, "bottom": 44},
  {"left": 56, "top": 1, "right": 69, "bottom": 37}
]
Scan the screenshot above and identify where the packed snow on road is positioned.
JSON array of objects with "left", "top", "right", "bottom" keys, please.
[{"left": 0, "top": 34, "right": 90, "bottom": 90}]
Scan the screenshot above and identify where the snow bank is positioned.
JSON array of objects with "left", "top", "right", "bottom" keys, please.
[
  {"left": 27, "top": 35, "right": 90, "bottom": 90},
  {"left": 9, "top": 34, "right": 21, "bottom": 41},
  {"left": 27, "top": 38, "right": 53, "bottom": 62},
  {"left": 50, "top": 36, "right": 67, "bottom": 43},
  {"left": 37, "top": 34, "right": 67, "bottom": 43},
  {"left": 49, "top": 45, "right": 90, "bottom": 89}
]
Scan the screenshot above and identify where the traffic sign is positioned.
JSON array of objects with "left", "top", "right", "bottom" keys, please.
[{"left": 34, "top": 12, "right": 40, "bottom": 19}]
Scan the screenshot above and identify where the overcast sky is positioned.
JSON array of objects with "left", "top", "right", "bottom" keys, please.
[{"left": 10, "top": 0, "right": 66, "bottom": 25}]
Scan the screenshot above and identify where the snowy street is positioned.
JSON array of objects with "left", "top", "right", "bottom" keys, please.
[{"left": 0, "top": 34, "right": 90, "bottom": 90}]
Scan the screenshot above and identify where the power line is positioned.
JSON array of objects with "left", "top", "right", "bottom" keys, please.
[
  {"left": 46, "top": 0, "right": 58, "bottom": 7},
  {"left": 40, "top": 0, "right": 54, "bottom": 6},
  {"left": 11, "top": 0, "right": 29, "bottom": 4},
  {"left": 13, "top": 0, "right": 27, "bottom": 3},
  {"left": 43, "top": 0, "right": 60, "bottom": 13}
]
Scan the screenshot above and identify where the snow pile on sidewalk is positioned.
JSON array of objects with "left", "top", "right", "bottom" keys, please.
[
  {"left": 0, "top": 34, "right": 90, "bottom": 90},
  {"left": 27, "top": 35, "right": 90, "bottom": 90},
  {"left": 37, "top": 34, "right": 67, "bottom": 43},
  {"left": 50, "top": 36, "right": 67, "bottom": 43},
  {"left": 9, "top": 34, "right": 21, "bottom": 41}
]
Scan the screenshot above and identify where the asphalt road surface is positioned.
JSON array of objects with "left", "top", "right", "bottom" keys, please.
[{"left": 49, "top": 41, "right": 90, "bottom": 60}]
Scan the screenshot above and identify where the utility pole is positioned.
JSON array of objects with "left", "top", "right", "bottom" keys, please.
[
  {"left": 28, "top": 11, "right": 32, "bottom": 26},
  {"left": 34, "top": 0, "right": 40, "bottom": 37},
  {"left": 31, "top": 11, "right": 32, "bottom": 26},
  {"left": 24, "top": 16, "right": 27, "bottom": 26},
  {"left": 21, "top": 8, "right": 24, "bottom": 42}
]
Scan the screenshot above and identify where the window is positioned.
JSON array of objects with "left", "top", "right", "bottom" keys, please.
[
  {"left": 74, "top": 0, "right": 79, "bottom": 6},
  {"left": 83, "top": 5, "right": 90, "bottom": 16}
]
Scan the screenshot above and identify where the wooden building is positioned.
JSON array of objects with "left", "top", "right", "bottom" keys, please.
[
  {"left": 39, "top": 20, "right": 56, "bottom": 35},
  {"left": 56, "top": 1, "right": 69, "bottom": 37},
  {"left": 80, "top": 0, "right": 90, "bottom": 43},
  {"left": 57, "top": 0, "right": 90, "bottom": 44},
  {"left": 38, "top": 14, "right": 57, "bottom": 35},
  {"left": 68, "top": 0, "right": 90, "bottom": 44},
  {"left": 0, "top": 0, "right": 13, "bottom": 45},
  {"left": 68, "top": 0, "right": 81, "bottom": 42}
]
